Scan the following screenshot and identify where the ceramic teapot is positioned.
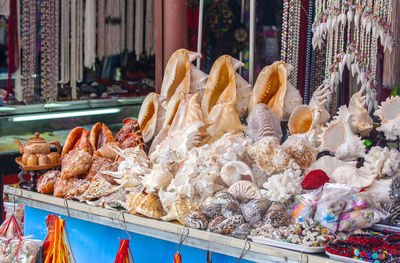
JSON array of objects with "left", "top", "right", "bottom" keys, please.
[{"left": 14, "top": 132, "right": 61, "bottom": 155}]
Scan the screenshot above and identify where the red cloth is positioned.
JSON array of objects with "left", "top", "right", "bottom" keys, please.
[{"left": 5, "top": 0, "right": 19, "bottom": 101}]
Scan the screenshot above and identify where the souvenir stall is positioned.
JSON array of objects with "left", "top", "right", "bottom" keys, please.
[{"left": 2, "top": 0, "right": 400, "bottom": 262}]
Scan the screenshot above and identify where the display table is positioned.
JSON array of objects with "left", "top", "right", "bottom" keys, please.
[{"left": 4, "top": 186, "right": 340, "bottom": 263}]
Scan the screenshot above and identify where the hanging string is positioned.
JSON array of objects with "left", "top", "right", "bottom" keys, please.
[
  {"left": 120, "top": 0, "right": 126, "bottom": 53},
  {"left": 145, "top": 0, "right": 155, "bottom": 56},
  {"left": 70, "top": 0, "right": 78, "bottom": 99},
  {"left": 304, "top": 0, "right": 314, "bottom": 103},
  {"left": 126, "top": 0, "right": 134, "bottom": 53},
  {"left": 97, "top": 0, "right": 106, "bottom": 59},
  {"left": 135, "top": 0, "right": 144, "bottom": 59},
  {"left": 84, "top": 0, "right": 96, "bottom": 69},
  {"left": 14, "top": 0, "right": 22, "bottom": 101}
]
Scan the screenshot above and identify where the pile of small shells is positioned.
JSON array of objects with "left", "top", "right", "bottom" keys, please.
[{"left": 250, "top": 218, "right": 334, "bottom": 247}]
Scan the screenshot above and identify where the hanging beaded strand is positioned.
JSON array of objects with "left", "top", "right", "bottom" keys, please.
[{"left": 281, "top": 0, "right": 289, "bottom": 62}]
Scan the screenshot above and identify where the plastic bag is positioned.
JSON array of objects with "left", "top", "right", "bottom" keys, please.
[
  {"left": 314, "top": 183, "right": 360, "bottom": 233},
  {"left": 342, "top": 192, "right": 375, "bottom": 213},
  {"left": 0, "top": 237, "right": 40, "bottom": 263},
  {"left": 2, "top": 202, "right": 24, "bottom": 234},
  {"left": 338, "top": 207, "right": 389, "bottom": 232},
  {"left": 291, "top": 188, "right": 322, "bottom": 222}
]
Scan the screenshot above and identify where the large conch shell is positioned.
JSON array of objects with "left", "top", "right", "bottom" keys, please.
[
  {"left": 61, "top": 127, "right": 92, "bottom": 158},
  {"left": 245, "top": 103, "right": 282, "bottom": 141},
  {"left": 190, "top": 64, "right": 208, "bottom": 96},
  {"left": 374, "top": 95, "right": 400, "bottom": 140},
  {"left": 249, "top": 61, "right": 291, "bottom": 119},
  {"left": 138, "top": 92, "right": 166, "bottom": 142},
  {"left": 282, "top": 82, "right": 302, "bottom": 120},
  {"left": 308, "top": 84, "right": 331, "bottom": 123},
  {"left": 348, "top": 88, "right": 373, "bottom": 137},
  {"left": 135, "top": 192, "right": 166, "bottom": 219},
  {"left": 319, "top": 106, "right": 366, "bottom": 161},
  {"left": 288, "top": 105, "right": 313, "bottom": 135},
  {"left": 89, "top": 122, "right": 114, "bottom": 151},
  {"left": 235, "top": 73, "right": 252, "bottom": 118},
  {"left": 201, "top": 55, "right": 244, "bottom": 116}
]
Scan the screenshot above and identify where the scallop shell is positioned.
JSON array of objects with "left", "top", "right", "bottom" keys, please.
[
  {"left": 282, "top": 82, "right": 303, "bottom": 120},
  {"left": 135, "top": 192, "right": 166, "bottom": 219},
  {"left": 288, "top": 105, "right": 313, "bottom": 134},
  {"left": 185, "top": 211, "right": 208, "bottom": 229},
  {"left": 221, "top": 201, "right": 241, "bottom": 218},
  {"left": 245, "top": 103, "right": 282, "bottom": 141},
  {"left": 308, "top": 84, "right": 331, "bottom": 123},
  {"left": 138, "top": 92, "right": 163, "bottom": 142},
  {"left": 348, "top": 88, "right": 373, "bottom": 137},
  {"left": 235, "top": 73, "right": 252, "bottom": 118},
  {"left": 161, "top": 198, "right": 201, "bottom": 224},
  {"left": 319, "top": 106, "right": 366, "bottom": 161},
  {"left": 241, "top": 199, "right": 271, "bottom": 224},
  {"left": 201, "top": 55, "right": 244, "bottom": 116},
  {"left": 228, "top": 180, "right": 262, "bottom": 201},
  {"left": 374, "top": 96, "right": 400, "bottom": 140},
  {"left": 249, "top": 61, "right": 290, "bottom": 119},
  {"left": 220, "top": 161, "right": 253, "bottom": 186},
  {"left": 126, "top": 191, "right": 146, "bottom": 215}
]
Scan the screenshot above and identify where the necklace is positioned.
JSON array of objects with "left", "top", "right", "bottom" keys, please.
[
  {"left": 60, "top": 0, "right": 70, "bottom": 84},
  {"left": 84, "top": 0, "right": 96, "bottom": 69}
]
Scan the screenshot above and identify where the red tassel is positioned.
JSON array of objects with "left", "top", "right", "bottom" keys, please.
[{"left": 174, "top": 252, "right": 182, "bottom": 263}]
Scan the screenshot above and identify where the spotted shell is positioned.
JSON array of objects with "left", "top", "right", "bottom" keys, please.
[
  {"left": 264, "top": 203, "right": 290, "bottom": 227},
  {"left": 221, "top": 201, "right": 241, "bottom": 218},
  {"left": 230, "top": 223, "right": 253, "bottom": 239},
  {"left": 202, "top": 203, "right": 222, "bottom": 219},
  {"left": 212, "top": 192, "right": 238, "bottom": 205},
  {"left": 61, "top": 149, "right": 93, "bottom": 179},
  {"left": 228, "top": 180, "right": 262, "bottom": 201},
  {"left": 215, "top": 215, "right": 245, "bottom": 235},
  {"left": 126, "top": 191, "right": 146, "bottom": 215},
  {"left": 208, "top": 216, "right": 226, "bottom": 232},
  {"left": 288, "top": 105, "right": 313, "bottom": 135},
  {"left": 135, "top": 192, "right": 165, "bottom": 220},
  {"left": 374, "top": 95, "right": 400, "bottom": 140},
  {"left": 185, "top": 211, "right": 208, "bottom": 230},
  {"left": 241, "top": 199, "right": 271, "bottom": 224}
]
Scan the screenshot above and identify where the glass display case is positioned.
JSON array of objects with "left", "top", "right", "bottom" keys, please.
[{"left": 0, "top": 97, "right": 144, "bottom": 175}]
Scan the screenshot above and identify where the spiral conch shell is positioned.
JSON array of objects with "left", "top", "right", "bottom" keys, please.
[
  {"left": 138, "top": 92, "right": 166, "bottom": 142},
  {"left": 245, "top": 103, "right": 282, "bottom": 141},
  {"left": 220, "top": 161, "right": 253, "bottom": 186},
  {"left": 190, "top": 64, "right": 208, "bottom": 97},
  {"left": 374, "top": 95, "right": 400, "bottom": 140},
  {"left": 228, "top": 180, "right": 262, "bottom": 201},
  {"left": 249, "top": 61, "right": 291, "bottom": 119},
  {"left": 135, "top": 192, "right": 165, "bottom": 219},
  {"left": 348, "top": 88, "right": 373, "bottom": 137},
  {"left": 201, "top": 55, "right": 244, "bottom": 116}
]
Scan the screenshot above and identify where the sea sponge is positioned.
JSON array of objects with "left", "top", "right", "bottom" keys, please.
[{"left": 301, "top": 169, "right": 330, "bottom": 190}]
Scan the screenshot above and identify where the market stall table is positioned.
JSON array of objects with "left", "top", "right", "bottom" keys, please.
[{"left": 4, "top": 186, "right": 340, "bottom": 263}]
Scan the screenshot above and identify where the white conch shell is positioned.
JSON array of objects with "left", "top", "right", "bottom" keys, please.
[
  {"left": 330, "top": 165, "right": 376, "bottom": 188},
  {"left": 149, "top": 125, "right": 170, "bottom": 155},
  {"left": 262, "top": 169, "right": 302, "bottom": 203},
  {"left": 235, "top": 73, "right": 252, "bottom": 118},
  {"left": 306, "top": 155, "right": 356, "bottom": 177},
  {"left": 190, "top": 64, "right": 208, "bottom": 97},
  {"left": 228, "top": 180, "right": 262, "bottom": 201},
  {"left": 220, "top": 161, "right": 253, "bottom": 186},
  {"left": 319, "top": 106, "right": 366, "bottom": 161},
  {"left": 348, "top": 88, "right": 373, "bottom": 137},
  {"left": 308, "top": 84, "right": 331, "bottom": 123},
  {"left": 374, "top": 96, "right": 400, "bottom": 140},
  {"left": 364, "top": 179, "right": 393, "bottom": 203},
  {"left": 283, "top": 82, "right": 303, "bottom": 121},
  {"left": 138, "top": 92, "right": 166, "bottom": 142},
  {"left": 140, "top": 163, "right": 173, "bottom": 192},
  {"left": 364, "top": 146, "right": 400, "bottom": 179},
  {"left": 245, "top": 103, "right": 282, "bottom": 142}
]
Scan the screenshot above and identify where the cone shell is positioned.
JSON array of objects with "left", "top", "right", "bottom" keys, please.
[
  {"left": 228, "top": 180, "right": 262, "bottom": 201},
  {"left": 135, "top": 192, "right": 165, "bottom": 219},
  {"left": 288, "top": 105, "right": 313, "bottom": 134},
  {"left": 138, "top": 92, "right": 160, "bottom": 142},
  {"left": 249, "top": 61, "right": 290, "bottom": 119},
  {"left": 126, "top": 191, "right": 146, "bottom": 215}
]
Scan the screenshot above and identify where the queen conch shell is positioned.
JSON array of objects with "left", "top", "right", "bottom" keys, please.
[
  {"left": 161, "top": 198, "right": 201, "bottom": 224},
  {"left": 135, "top": 192, "right": 165, "bottom": 219},
  {"left": 228, "top": 180, "right": 262, "bottom": 201},
  {"left": 220, "top": 161, "right": 253, "bottom": 186},
  {"left": 374, "top": 95, "right": 400, "bottom": 140},
  {"left": 245, "top": 103, "right": 282, "bottom": 142},
  {"left": 235, "top": 73, "right": 252, "bottom": 118},
  {"left": 319, "top": 106, "right": 366, "bottom": 161},
  {"left": 190, "top": 64, "right": 208, "bottom": 97},
  {"left": 138, "top": 92, "right": 166, "bottom": 142},
  {"left": 161, "top": 49, "right": 202, "bottom": 128},
  {"left": 348, "top": 88, "right": 373, "bottom": 137},
  {"left": 201, "top": 55, "right": 244, "bottom": 116},
  {"left": 249, "top": 61, "right": 291, "bottom": 119},
  {"left": 282, "top": 82, "right": 303, "bottom": 120},
  {"left": 308, "top": 84, "right": 332, "bottom": 123}
]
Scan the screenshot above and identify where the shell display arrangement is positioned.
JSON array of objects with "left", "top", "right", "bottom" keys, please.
[{"left": 30, "top": 49, "right": 400, "bottom": 254}]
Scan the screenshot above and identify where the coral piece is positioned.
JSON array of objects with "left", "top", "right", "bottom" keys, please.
[
  {"left": 264, "top": 203, "right": 290, "bottom": 227},
  {"left": 283, "top": 82, "right": 303, "bottom": 121},
  {"left": 301, "top": 170, "right": 330, "bottom": 190},
  {"left": 364, "top": 146, "right": 400, "bottom": 178},
  {"left": 61, "top": 127, "right": 91, "bottom": 158},
  {"left": 201, "top": 55, "right": 243, "bottom": 116},
  {"left": 126, "top": 191, "right": 146, "bottom": 215},
  {"left": 61, "top": 149, "right": 93, "bottom": 179},
  {"left": 37, "top": 170, "right": 60, "bottom": 194},
  {"left": 89, "top": 122, "right": 114, "bottom": 151},
  {"left": 249, "top": 61, "right": 291, "bottom": 119},
  {"left": 161, "top": 198, "right": 201, "bottom": 224},
  {"left": 138, "top": 92, "right": 163, "bottom": 142},
  {"left": 308, "top": 84, "right": 331, "bottom": 123},
  {"left": 330, "top": 165, "right": 376, "bottom": 188},
  {"left": 220, "top": 161, "right": 253, "bottom": 186},
  {"left": 262, "top": 169, "right": 302, "bottom": 203},
  {"left": 228, "top": 180, "right": 262, "bottom": 201},
  {"left": 247, "top": 137, "right": 299, "bottom": 176},
  {"left": 241, "top": 199, "right": 271, "bottom": 224},
  {"left": 135, "top": 192, "right": 166, "bottom": 219},
  {"left": 115, "top": 119, "right": 145, "bottom": 150},
  {"left": 245, "top": 103, "right": 282, "bottom": 142},
  {"left": 319, "top": 106, "right": 366, "bottom": 161},
  {"left": 374, "top": 95, "right": 400, "bottom": 140},
  {"left": 288, "top": 105, "right": 313, "bottom": 134},
  {"left": 185, "top": 211, "right": 208, "bottom": 229},
  {"left": 282, "top": 135, "right": 316, "bottom": 169},
  {"left": 348, "top": 88, "right": 373, "bottom": 137}
]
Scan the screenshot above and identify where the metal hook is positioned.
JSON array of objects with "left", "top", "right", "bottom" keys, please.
[
  {"left": 118, "top": 211, "right": 131, "bottom": 240},
  {"left": 236, "top": 238, "right": 251, "bottom": 263},
  {"left": 299, "top": 251, "right": 308, "bottom": 263},
  {"left": 177, "top": 226, "right": 189, "bottom": 252},
  {"left": 64, "top": 199, "right": 71, "bottom": 221}
]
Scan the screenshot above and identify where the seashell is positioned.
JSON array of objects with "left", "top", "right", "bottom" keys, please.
[
  {"left": 221, "top": 201, "right": 241, "bottom": 218},
  {"left": 220, "top": 161, "right": 253, "bottom": 186},
  {"left": 162, "top": 92, "right": 184, "bottom": 128},
  {"left": 249, "top": 61, "right": 291, "bottom": 119},
  {"left": 245, "top": 103, "right": 282, "bottom": 142},
  {"left": 126, "top": 191, "right": 146, "bottom": 215},
  {"left": 283, "top": 82, "right": 303, "bottom": 120},
  {"left": 78, "top": 175, "right": 122, "bottom": 201},
  {"left": 288, "top": 105, "right": 313, "bottom": 134},
  {"left": 262, "top": 169, "right": 302, "bottom": 203},
  {"left": 62, "top": 127, "right": 92, "bottom": 158},
  {"left": 213, "top": 192, "right": 238, "bottom": 205},
  {"left": 230, "top": 223, "right": 253, "bottom": 239},
  {"left": 149, "top": 125, "right": 170, "bottom": 155},
  {"left": 185, "top": 211, "right": 208, "bottom": 229},
  {"left": 235, "top": 73, "right": 252, "bottom": 118},
  {"left": 228, "top": 180, "right": 262, "bottom": 201},
  {"left": 90, "top": 122, "right": 114, "bottom": 151},
  {"left": 319, "top": 106, "right": 366, "bottom": 161},
  {"left": 307, "top": 155, "right": 356, "bottom": 177},
  {"left": 309, "top": 84, "right": 331, "bottom": 123},
  {"left": 138, "top": 92, "right": 163, "bottom": 142},
  {"left": 93, "top": 142, "right": 122, "bottom": 161},
  {"left": 208, "top": 216, "right": 226, "bottom": 232},
  {"left": 374, "top": 96, "right": 400, "bottom": 140},
  {"left": 264, "top": 203, "right": 290, "bottom": 227},
  {"left": 364, "top": 146, "right": 400, "bottom": 179},
  {"left": 161, "top": 198, "right": 201, "bottom": 224},
  {"left": 202, "top": 203, "right": 222, "bottom": 219},
  {"left": 201, "top": 55, "right": 244, "bottom": 116},
  {"left": 282, "top": 135, "right": 316, "bottom": 169},
  {"left": 348, "top": 88, "right": 373, "bottom": 137},
  {"left": 140, "top": 163, "right": 173, "bottom": 192},
  {"left": 241, "top": 199, "right": 271, "bottom": 224},
  {"left": 86, "top": 188, "right": 127, "bottom": 209},
  {"left": 135, "top": 192, "right": 166, "bottom": 220},
  {"left": 330, "top": 165, "right": 376, "bottom": 188},
  {"left": 190, "top": 64, "right": 208, "bottom": 96},
  {"left": 214, "top": 215, "right": 245, "bottom": 235},
  {"left": 61, "top": 149, "right": 93, "bottom": 179},
  {"left": 115, "top": 119, "right": 145, "bottom": 150}
]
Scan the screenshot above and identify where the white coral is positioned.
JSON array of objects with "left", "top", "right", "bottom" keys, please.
[
  {"left": 364, "top": 146, "right": 400, "bottom": 178},
  {"left": 262, "top": 169, "right": 302, "bottom": 203}
]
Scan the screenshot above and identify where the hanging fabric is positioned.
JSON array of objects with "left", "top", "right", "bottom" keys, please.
[
  {"left": 126, "top": 0, "right": 134, "bottom": 53},
  {"left": 14, "top": 0, "right": 22, "bottom": 101},
  {"left": 120, "top": 0, "right": 126, "bottom": 53},
  {"left": 135, "top": 0, "right": 144, "bottom": 59},
  {"left": 105, "top": 0, "right": 122, "bottom": 56},
  {"left": 5, "top": 0, "right": 18, "bottom": 101},
  {"left": 97, "top": 0, "right": 106, "bottom": 59},
  {"left": 0, "top": 0, "right": 9, "bottom": 16},
  {"left": 145, "top": 0, "right": 155, "bottom": 56},
  {"left": 60, "top": 0, "right": 70, "bottom": 84},
  {"left": 84, "top": 0, "right": 96, "bottom": 69}
]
